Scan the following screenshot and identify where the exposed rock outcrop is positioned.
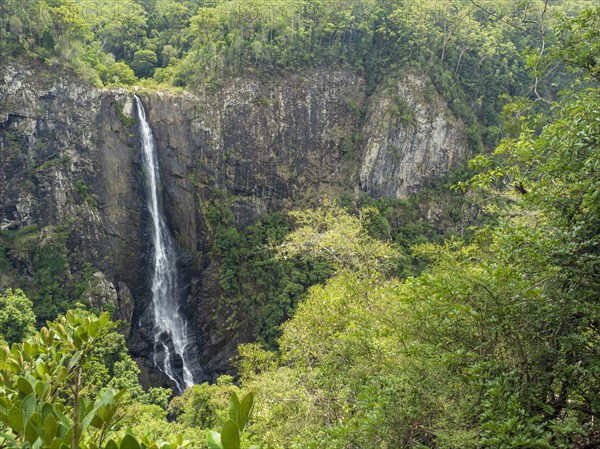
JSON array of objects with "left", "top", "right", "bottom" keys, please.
[{"left": 360, "top": 74, "right": 467, "bottom": 199}]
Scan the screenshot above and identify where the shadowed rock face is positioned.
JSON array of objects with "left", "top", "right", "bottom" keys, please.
[
  {"left": 0, "top": 61, "right": 141, "bottom": 329},
  {"left": 0, "top": 60, "right": 467, "bottom": 387}
]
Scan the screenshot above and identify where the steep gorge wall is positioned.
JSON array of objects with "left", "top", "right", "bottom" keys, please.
[
  {"left": 0, "top": 61, "right": 139, "bottom": 329},
  {"left": 0, "top": 59, "right": 467, "bottom": 386},
  {"left": 135, "top": 71, "right": 367, "bottom": 379}
]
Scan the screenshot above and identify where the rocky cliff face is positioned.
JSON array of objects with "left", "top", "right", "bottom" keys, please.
[
  {"left": 360, "top": 74, "right": 466, "bottom": 198},
  {"left": 0, "top": 60, "right": 138, "bottom": 331},
  {"left": 138, "top": 71, "right": 369, "bottom": 377},
  {"left": 0, "top": 59, "right": 468, "bottom": 387}
]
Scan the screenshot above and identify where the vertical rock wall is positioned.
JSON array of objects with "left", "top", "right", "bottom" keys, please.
[
  {"left": 0, "top": 60, "right": 468, "bottom": 385},
  {"left": 360, "top": 74, "right": 467, "bottom": 199}
]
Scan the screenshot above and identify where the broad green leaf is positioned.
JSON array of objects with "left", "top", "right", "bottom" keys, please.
[
  {"left": 228, "top": 392, "right": 240, "bottom": 423},
  {"left": 221, "top": 419, "right": 240, "bottom": 449},
  {"left": 35, "top": 359, "right": 46, "bottom": 376},
  {"left": 113, "top": 388, "right": 127, "bottom": 402},
  {"left": 101, "top": 388, "right": 115, "bottom": 406},
  {"left": 76, "top": 396, "right": 91, "bottom": 422},
  {"left": 21, "top": 394, "right": 36, "bottom": 423},
  {"left": 34, "top": 379, "right": 48, "bottom": 398},
  {"left": 206, "top": 430, "right": 223, "bottom": 449},
  {"left": 40, "top": 403, "right": 54, "bottom": 422},
  {"left": 76, "top": 326, "right": 89, "bottom": 343},
  {"left": 42, "top": 414, "right": 58, "bottom": 444},
  {"left": 90, "top": 413, "right": 104, "bottom": 429},
  {"left": 80, "top": 401, "right": 101, "bottom": 435},
  {"left": 104, "top": 440, "right": 119, "bottom": 449},
  {"left": 72, "top": 334, "right": 83, "bottom": 348},
  {"left": 17, "top": 376, "right": 34, "bottom": 395},
  {"left": 120, "top": 432, "right": 141, "bottom": 449},
  {"left": 24, "top": 418, "right": 41, "bottom": 444},
  {"left": 68, "top": 351, "right": 83, "bottom": 370},
  {"left": 55, "top": 366, "right": 68, "bottom": 385},
  {"left": 98, "top": 312, "right": 110, "bottom": 329},
  {"left": 22, "top": 341, "right": 34, "bottom": 362},
  {"left": 7, "top": 405, "right": 22, "bottom": 432},
  {"left": 87, "top": 321, "right": 100, "bottom": 339},
  {"left": 238, "top": 392, "right": 254, "bottom": 431}
]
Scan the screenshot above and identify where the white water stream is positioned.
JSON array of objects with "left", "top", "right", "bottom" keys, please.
[{"left": 135, "top": 95, "right": 194, "bottom": 393}]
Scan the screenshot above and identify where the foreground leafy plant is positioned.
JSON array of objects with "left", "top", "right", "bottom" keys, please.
[
  {"left": 206, "top": 392, "right": 258, "bottom": 449},
  {"left": 0, "top": 310, "right": 188, "bottom": 449}
]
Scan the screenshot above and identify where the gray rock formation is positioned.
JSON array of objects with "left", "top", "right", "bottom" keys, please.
[{"left": 360, "top": 74, "right": 467, "bottom": 199}]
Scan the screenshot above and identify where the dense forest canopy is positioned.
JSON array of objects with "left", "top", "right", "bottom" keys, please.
[
  {"left": 1, "top": 0, "right": 599, "bottom": 448},
  {"left": 0, "top": 0, "right": 587, "bottom": 138}
]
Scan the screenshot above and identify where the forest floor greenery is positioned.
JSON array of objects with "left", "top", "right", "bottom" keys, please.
[{"left": 1, "top": 1, "right": 599, "bottom": 448}]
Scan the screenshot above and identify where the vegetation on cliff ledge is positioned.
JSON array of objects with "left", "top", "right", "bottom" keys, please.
[{"left": 0, "top": 0, "right": 585, "bottom": 144}]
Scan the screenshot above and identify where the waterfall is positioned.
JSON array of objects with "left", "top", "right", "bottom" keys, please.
[{"left": 134, "top": 95, "right": 194, "bottom": 393}]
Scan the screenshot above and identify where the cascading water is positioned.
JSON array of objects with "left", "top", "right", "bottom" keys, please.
[{"left": 135, "top": 95, "right": 194, "bottom": 393}]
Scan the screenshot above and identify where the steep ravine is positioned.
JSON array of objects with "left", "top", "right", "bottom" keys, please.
[{"left": 0, "top": 60, "right": 468, "bottom": 388}]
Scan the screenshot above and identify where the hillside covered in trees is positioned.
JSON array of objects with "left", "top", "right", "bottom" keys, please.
[
  {"left": 1, "top": 0, "right": 588, "bottom": 146},
  {"left": 1, "top": 0, "right": 599, "bottom": 448}
]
